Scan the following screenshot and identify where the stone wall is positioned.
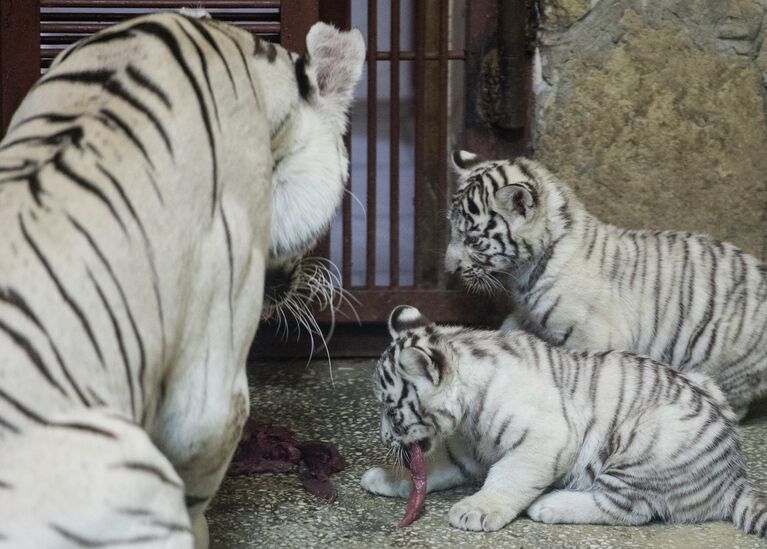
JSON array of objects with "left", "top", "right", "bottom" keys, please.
[{"left": 534, "top": 0, "right": 767, "bottom": 259}]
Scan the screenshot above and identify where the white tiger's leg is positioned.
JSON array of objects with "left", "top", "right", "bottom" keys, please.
[
  {"left": 152, "top": 353, "right": 250, "bottom": 549},
  {"left": 168, "top": 386, "right": 248, "bottom": 549},
  {"left": 528, "top": 489, "right": 653, "bottom": 526},
  {"left": 361, "top": 437, "right": 481, "bottom": 498},
  {"left": 0, "top": 409, "right": 193, "bottom": 548}
]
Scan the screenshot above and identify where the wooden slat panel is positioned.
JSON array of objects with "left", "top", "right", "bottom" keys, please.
[
  {"left": 1, "top": 0, "right": 40, "bottom": 134},
  {"left": 41, "top": 21, "right": 279, "bottom": 33},
  {"left": 39, "top": 2, "right": 284, "bottom": 70},
  {"left": 40, "top": 11, "right": 279, "bottom": 21},
  {"left": 41, "top": 1, "right": 279, "bottom": 7}
]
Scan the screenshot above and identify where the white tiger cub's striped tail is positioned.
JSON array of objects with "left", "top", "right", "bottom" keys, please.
[{"left": 730, "top": 479, "right": 767, "bottom": 537}]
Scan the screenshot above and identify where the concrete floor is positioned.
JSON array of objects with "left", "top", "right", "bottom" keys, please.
[{"left": 207, "top": 359, "right": 767, "bottom": 548}]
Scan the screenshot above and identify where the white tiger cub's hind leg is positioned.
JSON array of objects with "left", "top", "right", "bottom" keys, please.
[
  {"left": 0, "top": 409, "right": 193, "bottom": 548},
  {"left": 361, "top": 437, "right": 480, "bottom": 497},
  {"left": 527, "top": 489, "right": 653, "bottom": 526}
]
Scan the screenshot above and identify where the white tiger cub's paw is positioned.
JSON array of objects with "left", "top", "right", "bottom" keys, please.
[
  {"left": 360, "top": 467, "right": 411, "bottom": 498},
  {"left": 448, "top": 494, "right": 514, "bottom": 532},
  {"left": 527, "top": 492, "right": 574, "bottom": 524}
]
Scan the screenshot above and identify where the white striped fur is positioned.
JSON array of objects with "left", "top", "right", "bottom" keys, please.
[
  {"left": 361, "top": 306, "right": 767, "bottom": 535},
  {"left": 445, "top": 152, "right": 767, "bottom": 418},
  {"left": 0, "top": 13, "right": 363, "bottom": 548}
]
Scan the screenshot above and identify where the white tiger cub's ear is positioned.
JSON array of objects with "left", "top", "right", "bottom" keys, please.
[
  {"left": 451, "top": 150, "right": 483, "bottom": 174},
  {"left": 388, "top": 305, "right": 431, "bottom": 338},
  {"left": 399, "top": 347, "right": 441, "bottom": 385},
  {"left": 306, "top": 23, "right": 365, "bottom": 130},
  {"left": 495, "top": 184, "right": 536, "bottom": 230}
]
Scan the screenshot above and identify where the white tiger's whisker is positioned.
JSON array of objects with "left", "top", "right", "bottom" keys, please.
[{"left": 343, "top": 187, "right": 367, "bottom": 217}]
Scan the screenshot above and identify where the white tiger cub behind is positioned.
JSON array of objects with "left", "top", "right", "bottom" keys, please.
[
  {"left": 361, "top": 306, "right": 767, "bottom": 536},
  {"left": 0, "top": 13, "right": 363, "bottom": 548},
  {"left": 445, "top": 151, "right": 767, "bottom": 418}
]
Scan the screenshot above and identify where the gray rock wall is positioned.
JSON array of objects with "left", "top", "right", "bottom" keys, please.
[{"left": 534, "top": 0, "right": 767, "bottom": 259}]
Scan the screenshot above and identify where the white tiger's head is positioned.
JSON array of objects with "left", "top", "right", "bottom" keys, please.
[
  {"left": 373, "top": 306, "right": 461, "bottom": 461},
  {"left": 445, "top": 150, "right": 571, "bottom": 294},
  {"left": 262, "top": 23, "right": 364, "bottom": 259},
  {"left": 258, "top": 23, "right": 365, "bottom": 322}
]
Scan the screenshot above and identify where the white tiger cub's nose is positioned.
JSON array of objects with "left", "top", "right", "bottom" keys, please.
[{"left": 445, "top": 240, "right": 463, "bottom": 273}]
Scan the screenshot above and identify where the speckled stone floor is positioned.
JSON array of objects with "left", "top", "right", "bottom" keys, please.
[{"left": 206, "top": 359, "right": 767, "bottom": 548}]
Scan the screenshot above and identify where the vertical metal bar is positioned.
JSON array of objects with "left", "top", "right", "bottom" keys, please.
[
  {"left": 412, "top": 0, "right": 425, "bottom": 288},
  {"left": 365, "top": 0, "right": 378, "bottom": 288},
  {"left": 436, "top": 0, "right": 449, "bottom": 289},
  {"left": 498, "top": 0, "right": 527, "bottom": 129},
  {"left": 389, "top": 0, "right": 400, "bottom": 287},
  {"left": 342, "top": 138, "right": 352, "bottom": 287},
  {"left": 1, "top": 0, "right": 41, "bottom": 134}
]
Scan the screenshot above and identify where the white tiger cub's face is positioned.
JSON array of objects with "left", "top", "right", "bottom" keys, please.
[
  {"left": 373, "top": 306, "right": 460, "bottom": 460},
  {"left": 445, "top": 150, "right": 550, "bottom": 293}
]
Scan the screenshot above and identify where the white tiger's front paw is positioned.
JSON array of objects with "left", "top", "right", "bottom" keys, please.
[
  {"left": 527, "top": 493, "right": 571, "bottom": 524},
  {"left": 448, "top": 494, "right": 514, "bottom": 532},
  {"left": 360, "top": 467, "right": 411, "bottom": 498},
  {"left": 191, "top": 514, "right": 209, "bottom": 549}
]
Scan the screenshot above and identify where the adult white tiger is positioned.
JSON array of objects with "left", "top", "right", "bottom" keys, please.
[
  {"left": 445, "top": 151, "right": 767, "bottom": 419},
  {"left": 0, "top": 12, "right": 364, "bottom": 548}
]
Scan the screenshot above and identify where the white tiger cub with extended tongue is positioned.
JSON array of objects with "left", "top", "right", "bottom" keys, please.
[
  {"left": 0, "top": 13, "right": 364, "bottom": 548},
  {"left": 445, "top": 151, "right": 767, "bottom": 418},
  {"left": 361, "top": 306, "right": 767, "bottom": 536}
]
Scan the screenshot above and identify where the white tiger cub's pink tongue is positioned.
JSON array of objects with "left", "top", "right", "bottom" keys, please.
[{"left": 399, "top": 444, "right": 427, "bottom": 527}]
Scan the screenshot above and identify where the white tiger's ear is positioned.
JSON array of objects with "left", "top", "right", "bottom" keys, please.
[
  {"left": 306, "top": 23, "right": 365, "bottom": 129},
  {"left": 495, "top": 184, "right": 536, "bottom": 230},
  {"left": 388, "top": 305, "right": 431, "bottom": 338},
  {"left": 399, "top": 347, "right": 441, "bottom": 385},
  {"left": 451, "top": 150, "right": 483, "bottom": 174}
]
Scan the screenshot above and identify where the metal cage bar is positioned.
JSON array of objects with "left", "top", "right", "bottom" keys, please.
[
  {"left": 364, "top": 0, "right": 377, "bottom": 288},
  {"left": 388, "top": 0, "right": 400, "bottom": 288}
]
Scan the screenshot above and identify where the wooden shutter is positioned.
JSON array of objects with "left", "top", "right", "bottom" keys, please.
[{"left": 0, "top": 0, "right": 318, "bottom": 132}]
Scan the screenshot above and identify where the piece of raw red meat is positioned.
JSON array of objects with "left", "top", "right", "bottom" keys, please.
[{"left": 227, "top": 418, "right": 346, "bottom": 502}]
